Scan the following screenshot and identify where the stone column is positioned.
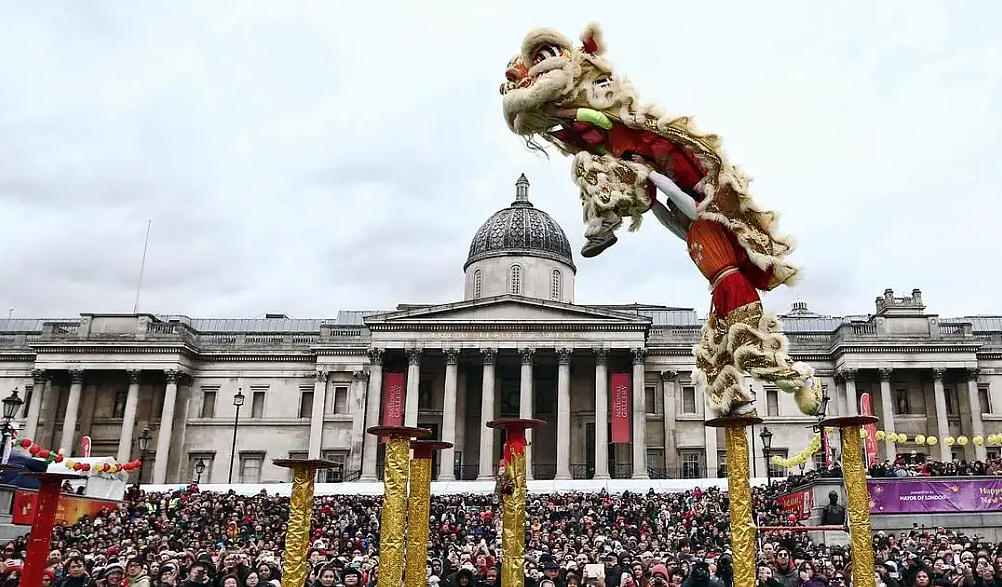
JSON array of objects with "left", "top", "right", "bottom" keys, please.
[
  {"left": 152, "top": 370, "right": 180, "bottom": 483},
  {"left": 966, "top": 368, "right": 987, "bottom": 461},
  {"left": 555, "top": 347, "right": 572, "bottom": 480},
  {"left": 631, "top": 348, "right": 649, "bottom": 479},
  {"left": 347, "top": 370, "right": 369, "bottom": 474},
  {"left": 932, "top": 367, "right": 951, "bottom": 461},
  {"left": 519, "top": 348, "right": 535, "bottom": 480},
  {"left": 593, "top": 349, "right": 610, "bottom": 479},
  {"left": 60, "top": 370, "right": 84, "bottom": 454},
  {"left": 477, "top": 348, "right": 497, "bottom": 481},
  {"left": 877, "top": 368, "right": 896, "bottom": 461},
  {"left": 116, "top": 370, "right": 142, "bottom": 462},
  {"left": 360, "top": 348, "right": 384, "bottom": 481},
  {"left": 308, "top": 370, "right": 328, "bottom": 459},
  {"left": 439, "top": 348, "right": 460, "bottom": 481},
  {"left": 705, "top": 426, "right": 719, "bottom": 478},
  {"left": 24, "top": 370, "right": 48, "bottom": 440},
  {"left": 660, "top": 370, "right": 679, "bottom": 474},
  {"left": 404, "top": 348, "right": 422, "bottom": 428},
  {"left": 842, "top": 368, "right": 858, "bottom": 415}
]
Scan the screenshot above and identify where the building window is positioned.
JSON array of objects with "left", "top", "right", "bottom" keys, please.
[
  {"left": 239, "top": 453, "right": 264, "bottom": 483},
  {"left": 473, "top": 269, "right": 483, "bottom": 299},
  {"left": 682, "top": 385, "right": 697, "bottom": 414},
  {"left": 21, "top": 387, "right": 33, "bottom": 419},
  {"left": 717, "top": 451, "right": 728, "bottom": 478},
  {"left": 767, "top": 449, "right": 788, "bottom": 478},
  {"left": 419, "top": 380, "right": 432, "bottom": 409},
  {"left": 979, "top": 384, "right": 991, "bottom": 414},
  {"left": 333, "top": 386, "right": 349, "bottom": 414},
  {"left": 250, "top": 387, "right": 267, "bottom": 418},
  {"left": 299, "top": 389, "right": 313, "bottom": 419},
  {"left": 645, "top": 385, "right": 657, "bottom": 414},
  {"left": 988, "top": 447, "right": 1001, "bottom": 460},
  {"left": 200, "top": 388, "right": 218, "bottom": 419},
  {"left": 551, "top": 270, "right": 561, "bottom": 300},
  {"left": 945, "top": 387, "right": 958, "bottom": 415},
  {"left": 646, "top": 449, "right": 665, "bottom": 477},
  {"left": 813, "top": 451, "right": 826, "bottom": 470},
  {"left": 894, "top": 388, "right": 910, "bottom": 415},
  {"left": 113, "top": 391, "right": 128, "bottom": 418},
  {"left": 680, "top": 450, "right": 702, "bottom": 479},
  {"left": 320, "top": 450, "right": 348, "bottom": 482},
  {"left": 188, "top": 453, "right": 214, "bottom": 483},
  {"left": 766, "top": 387, "right": 779, "bottom": 416},
  {"left": 509, "top": 264, "right": 522, "bottom": 295}
]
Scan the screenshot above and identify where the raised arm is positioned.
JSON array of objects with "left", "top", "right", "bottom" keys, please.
[{"left": 648, "top": 170, "right": 698, "bottom": 221}]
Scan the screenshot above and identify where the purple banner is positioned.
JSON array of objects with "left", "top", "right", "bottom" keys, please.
[{"left": 869, "top": 478, "right": 1002, "bottom": 513}]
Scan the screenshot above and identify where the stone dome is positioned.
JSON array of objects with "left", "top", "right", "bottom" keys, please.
[{"left": 464, "top": 174, "right": 576, "bottom": 272}]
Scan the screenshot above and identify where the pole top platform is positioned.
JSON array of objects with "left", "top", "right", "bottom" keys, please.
[
  {"left": 272, "top": 458, "right": 338, "bottom": 470},
  {"left": 366, "top": 425, "right": 432, "bottom": 439},
  {"left": 820, "top": 415, "right": 879, "bottom": 428},
  {"left": 411, "top": 440, "right": 453, "bottom": 459},
  {"left": 486, "top": 418, "right": 546, "bottom": 431},
  {"left": 705, "top": 415, "right": 764, "bottom": 429}
]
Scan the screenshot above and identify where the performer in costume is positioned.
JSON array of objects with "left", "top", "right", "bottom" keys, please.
[{"left": 499, "top": 23, "right": 822, "bottom": 418}]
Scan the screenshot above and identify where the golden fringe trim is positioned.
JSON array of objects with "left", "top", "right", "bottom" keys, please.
[
  {"left": 695, "top": 302, "right": 819, "bottom": 417},
  {"left": 572, "top": 152, "right": 651, "bottom": 232}
]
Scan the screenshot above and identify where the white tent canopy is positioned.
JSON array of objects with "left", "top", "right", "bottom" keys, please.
[{"left": 45, "top": 457, "right": 128, "bottom": 501}]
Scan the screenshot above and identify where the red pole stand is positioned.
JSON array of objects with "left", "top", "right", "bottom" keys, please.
[{"left": 21, "top": 473, "right": 82, "bottom": 587}]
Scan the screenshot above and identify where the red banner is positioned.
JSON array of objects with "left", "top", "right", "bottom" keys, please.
[
  {"left": 382, "top": 372, "right": 405, "bottom": 427},
  {"left": 12, "top": 490, "right": 118, "bottom": 526},
  {"left": 860, "top": 393, "right": 879, "bottom": 467},
  {"left": 777, "top": 488, "right": 814, "bottom": 520},
  {"left": 611, "top": 373, "right": 631, "bottom": 444},
  {"left": 81, "top": 436, "right": 92, "bottom": 458}
]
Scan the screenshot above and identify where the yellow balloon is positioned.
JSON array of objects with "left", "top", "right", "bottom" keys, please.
[
  {"left": 945, "top": 436, "right": 955, "bottom": 447},
  {"left": 65, "top": 460, "right": 76, "bottom": 468},
  {"left": 771, "top": 455, "right": 782, "bottom": 464},
  {"left": 860, "top": 429, "right": 868, "bottom": 438},
  {"left": 989, "top": 434, "right": 998, "bottom": 446},
  {"left": 927, "top": 436, "right": 938, "bottom": 446},
  {"left": 876, "top": 430, "right": 886, "bottom": 441},
  {"left": 958, "top": 436, "right": 969, "bottom": 446},
  {"left": 973, "top": 436, "right": 984, "bottom": 446},
  {"left": 915, "top": 435, "right": 926, "bottom": 445}
]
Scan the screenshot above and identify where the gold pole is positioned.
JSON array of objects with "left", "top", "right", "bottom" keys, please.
[
  {"left": 724, "top": 425, "right": 756, "bottom": 587},
  {"left": 489, "top": 418, "right": 544, "bottom": 587},
  {"left": 272, "top": 459, "right": 336, "bottom": 587},
  {"left": 367, "top": 426, "right": 431, "bottom": 587},
  {"left": 830, "top": 417, "right": 877, "bottom": 587},
  {"left": 405, "top": 441, "right": 451, "bottom": 587}
]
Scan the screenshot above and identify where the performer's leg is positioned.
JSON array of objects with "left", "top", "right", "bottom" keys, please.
[{"left": 580, "top": 211, "right": 621, "bottom": 258}]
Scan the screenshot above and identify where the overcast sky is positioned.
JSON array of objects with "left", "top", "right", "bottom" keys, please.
[{"left": 1, "top": 1, "right": 1000, "bottom": 321}]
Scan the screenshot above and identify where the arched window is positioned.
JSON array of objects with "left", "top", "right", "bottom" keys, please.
[
  {"left": 551, "top": 269, "right": 562, "bottom": 300},
  {"left": 473, "top": 269, "right": 483, "bottom": 299},
  {"left": 509, "top": 264, "right": 522, "bottom": 295}
]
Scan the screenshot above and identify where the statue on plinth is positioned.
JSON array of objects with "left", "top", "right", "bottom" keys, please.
[{"left": 821, "top": 490, "right": 847, "bottom": 525}]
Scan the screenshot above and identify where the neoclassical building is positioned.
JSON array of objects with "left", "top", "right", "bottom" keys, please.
[{"left": 1, "top": 176, "right": 1000, "bottom": 485}]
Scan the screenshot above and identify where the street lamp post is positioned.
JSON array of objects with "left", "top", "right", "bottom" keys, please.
[
  {"left": 195, "top": 458, "right": 206, "bottom": 484},
  {"left": 136, "top": 427, "right": 153, "bottom": 486},
  {"left": 816, "top": 390, "right": 832, "bottom": 470},
  {"left": 2, "top": 388, "right": 24, "bottom": 464},
  {"left": 228, "top": 388, "right": 245, "bottom": 483},
  {"left": 760, "top": 426, "right": 773, "bottom": 486}
]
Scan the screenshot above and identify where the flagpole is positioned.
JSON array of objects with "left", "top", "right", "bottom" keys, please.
[{"left": 133, "top": 220, "right": 152, "bottom": 314}]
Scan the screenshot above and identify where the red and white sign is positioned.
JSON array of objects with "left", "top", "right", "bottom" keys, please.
[
  {"left": 611, "top": 373, "right": 631, "bottom": 444},
  {"left": 860, "top": 393, "right": 879, "bottom": 467},
  {"left": 81, "top": 436, "right": 92, "bottom": 458},
  {"left": 778, "top": 488, "right": 815, "bottom": 520},
  {"left": 381, "top": 373, "right": 405, "bottom": 427}
]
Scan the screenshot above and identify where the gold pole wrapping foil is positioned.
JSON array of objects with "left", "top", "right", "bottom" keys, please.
[
  {"left": 404, "top": 457, "right": 433, "bottom": 587},
  {"left": 378, "top": 437, "right": 410, "bottom": 587},
  {"left": 281, "top": 466, "right": 316, "bottom": 587},
  {"left": 724, "top": 426, "right": 756, "bottom": 587},
  {"left": 841, "top": 425, "right": 876, "bottom": 587},
  {"left": 502, "top": 450, "right": 527, "bottom": 587}
]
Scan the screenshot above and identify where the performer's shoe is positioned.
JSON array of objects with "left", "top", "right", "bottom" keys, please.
[{"left": 581, "top": 233, "right": 618, "bottom": 258}]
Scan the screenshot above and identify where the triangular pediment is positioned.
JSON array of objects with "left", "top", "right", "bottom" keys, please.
[{"left": 364, "top": 295, "right": 650, "bottom": 326}]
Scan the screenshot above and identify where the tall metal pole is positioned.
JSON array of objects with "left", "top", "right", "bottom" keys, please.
[
  {"left": 228, "top": 403, "right": 241, "bottom": 483},
  {"left": 137, "top": 450, "right": 147, "bottom": 487},
  {"left": 132, "top": 219, "right": 153, "bottom": 313}
]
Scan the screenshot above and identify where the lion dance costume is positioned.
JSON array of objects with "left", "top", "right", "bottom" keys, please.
[{"left": 499, "top": 23, "right": 821, "bottom": 419}]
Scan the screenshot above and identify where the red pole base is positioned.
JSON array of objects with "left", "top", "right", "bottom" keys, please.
[{"left": 21, "top": 474, "right": 73, "bottom": 587}]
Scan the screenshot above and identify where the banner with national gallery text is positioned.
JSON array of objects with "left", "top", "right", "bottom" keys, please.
[
  {"left": 859, "top": 393, "right": 879, "bottom": 467},
  {"left": 611, "top": 373, "right": 631, "bottom": 444},
  {"left": 381, "top": 372, "right": 405, "bottom": 433}
]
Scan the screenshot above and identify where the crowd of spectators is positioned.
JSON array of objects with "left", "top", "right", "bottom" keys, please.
[
  {"left": 868, "top": 454, "right": 1002, "bottom": 478},
  {"left": 1, "top": 459, "right": 1002, "bottom": 587}
]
